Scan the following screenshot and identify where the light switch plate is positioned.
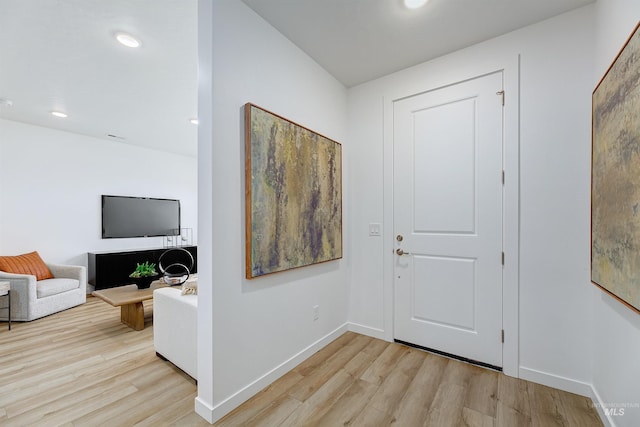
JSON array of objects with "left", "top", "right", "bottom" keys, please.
[{"left": 369, "top": 223, "right": 382, "bottom": 237}]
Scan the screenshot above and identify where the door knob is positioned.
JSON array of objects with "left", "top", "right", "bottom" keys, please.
[{"left": 396, "top": 248, "right": 410, "bottom": 256}]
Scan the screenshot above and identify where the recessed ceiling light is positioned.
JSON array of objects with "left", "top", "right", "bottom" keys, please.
[
  {"left": 404, "top": 0, "right": 428, "bottom": 9},
  {"left": 190, "top": 118, "right": 199, "bottom": 125},
  {"left": 51, "top": 111, "right": 68, "bottom": 118},
  {"left": 115, "top": 32, "right": 141, "bottom": 48}
]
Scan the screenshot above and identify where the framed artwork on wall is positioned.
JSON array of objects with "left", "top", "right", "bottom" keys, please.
[
  {"left": 244, "top": 103, "right": 343, "bottom": 279},
  {"left": 591, "top": 21, "right": 640, "bottom": 314}
]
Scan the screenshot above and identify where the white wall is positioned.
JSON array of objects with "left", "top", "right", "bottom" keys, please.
[
  {"left": 0, "top": 119, "right": 197, "bottom": 271},
  {"left": 515, "top": 8, "right": 595, "bottom": 392},
  {"left": 196, "top": 0, "right": 349, "bottom": 422},
  {"left": 348, "top": 4, "right": 596, "bottom": 395},
  {"left": 593, "top": 1, "right": 640, "bottom": 425}
]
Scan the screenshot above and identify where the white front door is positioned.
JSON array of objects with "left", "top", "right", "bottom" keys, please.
[{"left": 393, "top": 72, "right": 504, "bottom": 368}]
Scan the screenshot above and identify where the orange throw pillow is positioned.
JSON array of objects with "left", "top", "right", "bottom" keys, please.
[{"left": 0, "top": 251, "right": 54, "bottom": 281}]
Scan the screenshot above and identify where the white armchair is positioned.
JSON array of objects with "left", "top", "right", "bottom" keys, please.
[{"left": 0, "top": 263, "right": 86, "bottom": 321}]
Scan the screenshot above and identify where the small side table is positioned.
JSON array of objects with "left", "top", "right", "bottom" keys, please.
[{"left": 0, "top": 281, "right": 10, "bottom": 331}]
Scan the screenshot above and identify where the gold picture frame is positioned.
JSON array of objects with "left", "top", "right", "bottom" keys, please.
[
  {"left": 245, "top": 103, "right": 342, "bottom": 279},
  {"left": 591, "top": 21, "right": 640, "bottom": 314}
]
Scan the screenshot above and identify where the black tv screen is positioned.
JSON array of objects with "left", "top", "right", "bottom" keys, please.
[{"left": 102, "top": 195, "right": 180, "bottom": 238}]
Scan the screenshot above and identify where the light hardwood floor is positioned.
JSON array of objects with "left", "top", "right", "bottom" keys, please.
[
  {"left": 0, "top": 298, "right": 603, "bottom": 426},
  {"left": 0, "top": 296, "right": 206, "bottom": 427}
]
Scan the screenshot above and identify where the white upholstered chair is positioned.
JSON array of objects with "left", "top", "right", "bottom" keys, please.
[{"left": 0, "top": 260, "right": 86, "bottom": 322}]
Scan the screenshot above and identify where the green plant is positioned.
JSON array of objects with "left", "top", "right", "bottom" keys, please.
[{"left": 129, "top": 261, "right": 158, "bottom": 278}]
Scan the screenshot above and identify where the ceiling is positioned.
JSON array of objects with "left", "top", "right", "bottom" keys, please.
[
  {"left": 0, "top": 0, "right": 198, "bottom": 157},
  {"left": 0, "top": 0, "right": 594, "bottom": 157},
  {"left": 242, "top": 0, "right": 595, "bottom": 87}
]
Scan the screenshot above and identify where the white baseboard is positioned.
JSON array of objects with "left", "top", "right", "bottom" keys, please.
[
  {"left": 347, "top": 322, "right": 387, "bottom": 340},
  {"left": 519, "top": 366, "right": 612, "bottom": 426},
  {"left": 194, "top": 396, "right": 215, "bottom": 424},
  {"left": 590, "top": 385, "right": 616, "bottom": 427},
  {"left": 519, "top": 366, "right": 593, "bottom": 397},
  {"left": 199, "top": 322, "right": 349, "bottom": 424}
]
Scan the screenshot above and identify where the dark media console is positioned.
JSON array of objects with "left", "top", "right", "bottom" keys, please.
[{"left": 88, "top": 246, "right": 197, "bottom": 290}]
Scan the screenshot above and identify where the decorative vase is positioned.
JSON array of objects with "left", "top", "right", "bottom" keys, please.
[{"left": 131, "top": 275, "right": 158, "bottom": 289}]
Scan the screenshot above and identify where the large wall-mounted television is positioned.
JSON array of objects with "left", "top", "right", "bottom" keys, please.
[{"left": 102, "top": 195, "right": 180, "bottom": 239}]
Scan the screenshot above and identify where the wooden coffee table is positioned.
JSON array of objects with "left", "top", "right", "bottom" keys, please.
[{"left": 92, "top": 280, "right": 168, "bottom": 330}]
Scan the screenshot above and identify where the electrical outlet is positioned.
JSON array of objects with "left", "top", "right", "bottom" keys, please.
[{"left": 313, "top": 305, "right": 320, "bottom": 321}]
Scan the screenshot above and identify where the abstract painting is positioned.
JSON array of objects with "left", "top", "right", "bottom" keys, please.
[
  {"left": 592, "top": 21, "right": 640, "bottom": 313},
  {"left": 245, "top": 103, "right": 342, "bottom": 279}
]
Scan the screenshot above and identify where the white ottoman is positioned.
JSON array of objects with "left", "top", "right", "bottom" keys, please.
[{"left": 153, "top": 287, "right": 197, "bottom": 379}]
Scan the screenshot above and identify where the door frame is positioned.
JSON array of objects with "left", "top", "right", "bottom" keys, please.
[{"left": 381, "top": 53, "right": 520, "bottom": 378}]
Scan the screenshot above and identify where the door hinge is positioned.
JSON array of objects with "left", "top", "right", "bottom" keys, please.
[
  {"left": 501, "top": 329, "right": 505, "bottom": 343},
  {"left": 502, "top": 252, "right": 505, "bottom": 265},
  {"left": 497, "top": 90, "right": 505, "bottom": 106}
]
